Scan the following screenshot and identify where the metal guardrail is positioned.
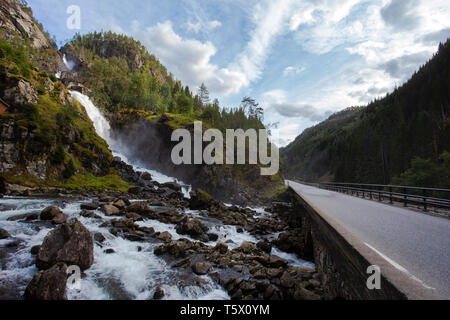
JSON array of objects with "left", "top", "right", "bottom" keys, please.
[{"left": 295, "top": 181, "right": 450, "bottom": 213}]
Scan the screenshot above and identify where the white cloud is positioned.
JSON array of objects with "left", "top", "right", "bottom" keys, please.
[
  {"left": 185, "top": 20, "right": 222, "bottom": 33},
  {"left": 262, "top": 90, "right": 332, "bottom": 121},
  {"left": 285, "top": 0, "right": 450, "bottom": 110},
  {"left": 128, "top": 0, "right": 299, "bottom": 97},
  {"left": 130, "top": 20, "right": 247, "bottom": 96},
  {"left": 283, "top": 66, "right": 306, "bottom": 76}
]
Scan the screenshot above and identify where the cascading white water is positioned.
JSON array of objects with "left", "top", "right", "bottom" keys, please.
[
  {"left": 63, "top": 54, "right": 75, "bottom": 71},
  {"left": 69, "top": 90, "right": 191, "bottom": 196},
  {"left": 70, "top": 91, "right": 113, "bottom": 144}
]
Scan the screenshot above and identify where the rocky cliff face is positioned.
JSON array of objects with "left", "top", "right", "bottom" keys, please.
[
  {"left": 0, "top": 0, "right": 50, "bottom": 49},
  {"left": 0, "top": 0, "right": 127, "bottom": 193},
  {"left": 0, "top": 0, "right": 64, "bottom": 74},
  {"left": 110, "top": 115, "right": 279, "bottom": 206}
]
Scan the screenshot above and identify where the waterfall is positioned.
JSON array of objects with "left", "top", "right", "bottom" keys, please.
[
  {"left": 69, "top": 90, "right": 192, "bottom": 196},
  {"left": 70, "top": 91, "right": 112, "bottom": 144},
  {"left": 63, "top": 54, "right": 75, "bottom": 71}
]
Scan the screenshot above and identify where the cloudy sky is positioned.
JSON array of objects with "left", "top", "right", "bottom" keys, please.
[{"left": 28, "top": 0, "right": 450, "bottom": 146}]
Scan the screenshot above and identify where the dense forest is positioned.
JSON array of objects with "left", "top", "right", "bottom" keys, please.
[{"left": 281, "top": 39, "right": 450, "bottom": 189}]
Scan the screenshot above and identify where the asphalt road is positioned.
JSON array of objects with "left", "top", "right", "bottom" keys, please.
[{"left": 287, "top": 181, "right": 450, "bottom": 299}]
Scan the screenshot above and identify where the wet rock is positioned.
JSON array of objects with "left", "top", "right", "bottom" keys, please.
[
  {"left": 153, "top": 287, "right": 164, "bottom": 300},
  {"left": 192, "top": 262, "right": 212, "bottom": 275},
  {"left": 267, "top": 255, "right": 288, "bottom": 268},
  {"left": 266, "top": 268, "right": 283, "bottom": 279},
  {"left": 52, "top": 213, "right": 67, "bottom": 225},
  {"left": 127, "top": 201, "right": 153, "bottom": 215},
  {"left": 236, "top": 227, "right": 244, "bottom": 233},
  {"left": 141, "top": 172, "right": 152, "bottom": 181},
  {"left": 113, "top": 199, "right": 126, "bottom": 210},
  {"left": 40, "top": 206, "right": 63, "bottom": 221},
  {"left": 239, "top": 241, "right": 259, "bottom": 254},
  {"left": 99, "top": 222, "right": 109, "bottom": 228},
  {"left": 80, "top": 210, "right": 102, "bottom": 219},
  {"left": 124, "top": 232, "right": 145, "bottom": 242},
  {"left": 125, "top": 212, "right": 143, "bottom": 221},
  {"left": 156, "top": 231, "right": 172, "bottom": 242},
  {"left": 154, "top": 240, "right": 194, "bottom": 258},
  {"left": 36, "top": 221, "right": 94, "bottom": 271},
  {"left": 257, "top": 240, "right": 272, "bottom": 254},
  {"left": 0, "top": 228, "right": 11, "bottom": 239},
  {"left": 100, "top": 204, "right": 120, "bottom": 216},
  {"left": 189, "top": 189, "right": 215, "bottom": 210},
  {"left": 31, "top": 245, "right": 41, "bottom": 255},
  {"left": 7, "top": 213, "right": 39, "bottom": 221},
  {"left": 80, "top": 202, "right": 99, "bottom": 210},
  {"left": 207, "top": 233, "right": 219, "bottom": 242},
  {"left": 214, "top": 242, "right": 228, "bottom": 254},
  {"left": 94, "top": 232, "right": 106, "bottom": 243},
  {"left": 162, "top": 182, "right": 182, "bottom": 192},
  {"left": 175, "top": 218, "right": 208, "bottom": 240},
  {"left": 138, "top": 226, "right": 155, "bottom": 235},
  {"left": 104, "top": 249, "right": 115, "bottom": 254},
  {"left": 24, "top": 264, "right": 68, "bottom": 300}
]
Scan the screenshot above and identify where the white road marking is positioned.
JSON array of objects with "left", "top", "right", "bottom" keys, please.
[{"left": 364, "top": 242, "right": 435, "bottom": 290}]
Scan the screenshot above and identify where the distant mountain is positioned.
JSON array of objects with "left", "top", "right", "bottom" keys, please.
[{"left": 281, "top": 39, "right": 450, "bottom": 188}]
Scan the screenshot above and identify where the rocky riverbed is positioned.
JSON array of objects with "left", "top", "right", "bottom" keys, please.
[{"left": 0, "top": 181, "right": 322, "bottom": 300}]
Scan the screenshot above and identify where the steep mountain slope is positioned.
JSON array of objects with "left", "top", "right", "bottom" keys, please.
[
  {"left": 282, "top": 39, "right": 450, "bottom": 187},
  {"left": 0, "top": 0, "right": 130, "bottom": 192}
]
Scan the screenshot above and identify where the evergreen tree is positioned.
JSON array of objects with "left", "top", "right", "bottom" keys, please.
[{"left": 198, "top": 83, "right": 210, "bottom": 106}]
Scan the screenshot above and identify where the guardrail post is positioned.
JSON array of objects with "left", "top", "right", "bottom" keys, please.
[
  {"left": 423, "top": 189, "right": 427, "bottom": 212},
  {"left": 389, "top": 187, "right": 393, "bottom": 204},
  {"left": 403, "top": 187, "right": 407, "bottom": 207},
  {"left": 378, "top": 190, "right": 382, "bottom": 202}
]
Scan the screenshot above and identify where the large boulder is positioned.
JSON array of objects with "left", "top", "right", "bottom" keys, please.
[
  {"left": 24, "top": 264, "right": 68, "bottom": 300},
  {"left": 40, "top": 206, "right": 63, "bottom": 221},
  {"left": 192, "top": 262, "right": 212, "bottom": 275},
  {"left": 175, "top": 218, "right": 208, "bottom": 240},
  {"left": 36, "top": 221, "right": 94, "bottom": 270},
  {"left": 189, "top": 189, "right": 215, "bottom": 210},
  {"left": 127, "top": 201, "right": 153, "bottom": 215},
  {"left": 100, "top": 204, "right": 120, "bottom": 216}
]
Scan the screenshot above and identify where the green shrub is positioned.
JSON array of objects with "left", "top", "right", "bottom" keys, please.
[
  {"left": 52, "top": 144, "right": 65, "bottom": 164},
  {"left": 63, "top": 159, "right": 76, "bottom": 179}
]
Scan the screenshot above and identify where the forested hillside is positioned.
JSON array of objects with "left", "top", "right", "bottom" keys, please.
[
  {"left": 0, "top": 0, "right": 130, "bottom": 191},
  {"left": 60, "top": 32, "right": 266, "bottom": 132},
  {"left": 282, "top": 39, "right": 450, "bottom": 188},
  {"left": 59, "top": 32, "right": 284, "bottom": 203}
]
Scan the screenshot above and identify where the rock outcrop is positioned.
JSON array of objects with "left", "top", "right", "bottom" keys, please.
[
  {"left": 36, "top": 221, "right": 94, "bottom": 270},
  {"left": 24, "top": 263, "right": 68, "bottom": 300}
]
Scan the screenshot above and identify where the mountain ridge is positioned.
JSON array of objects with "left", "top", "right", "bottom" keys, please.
[{"left": 281, "top": 39, "right": 450, "bottom": 188}]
